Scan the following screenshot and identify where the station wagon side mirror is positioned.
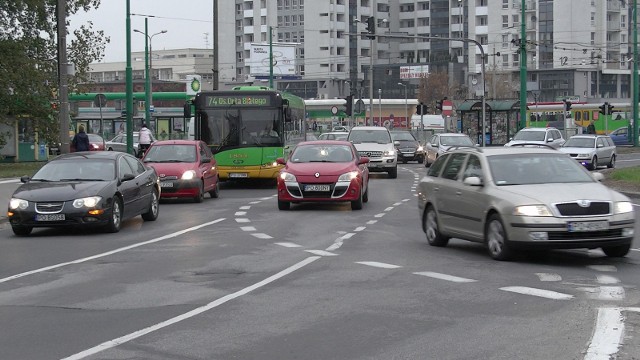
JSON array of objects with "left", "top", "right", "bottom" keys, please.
[
  {"left": 276, "top": 157, "right": 286, "bottom": 165},
  {"left": 463, "top": 176, "right": 483, "bottom": 186},
  {"left": 546, "top": 138, "right": 554, "bottom": 142},
  {"left": 394, "top": 141, "right": 400, "bottom": 146}
]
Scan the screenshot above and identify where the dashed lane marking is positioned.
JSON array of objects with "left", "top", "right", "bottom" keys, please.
[
  {"left": 393, "top": 202, "right": 402, "bottom": 206},
  {"left": 384, "top": 207, "right": 394, "bottom": 211},
  {"left": 413, "top": 271, "right": 477, "bottom": 283},
  {"left": 500, "top": 286, "right": 574, "bottom": 300},
  {"left": 597, "top": 286, "right": 625, "bottom": 301},
  {"left": 596, "top": 275, "right": 620, "bottom": 284},
  {"left": 305, "top": 250, "right": 338, "bottom": 256},
  {"left": 535, "top": 273, "right": 562, "bottom": 282},
  {"left": 374, "top": 213, "right": 386, "bottom": 218},
  {"left": 355, "top": 261, "right": 402, "bottom": 269},
  {"left": 366, "top": 220, "right": 378, "bottom": 225},
  {"left": 354, "top": 226, "right": 366, "bottom": 232},
  {"left": 239, "top": 206, "right": 251, "bottom": 210},
  {"left": 275, "top": 242, "right": 302, "bottom": 248},
  {"left": 251, "top": 233, "right": 273, "bottom": 239},
  {"left": 235, "top": 218, "right": 250, "bottom": 223},
  {"left": 240, "top": 226, "right": 256, "bottom": 232},
  {"left": 249, "top": 201, "right": 261, "bottom": 204},
  {"left": 589, "top": 265, "right": 618, "bottom": 272},
  {"left": 584, "top": 307, "right": 624, "bottom": 360},
  {"left": 234, "top": 211, "right": 247, "bottom": 216}
]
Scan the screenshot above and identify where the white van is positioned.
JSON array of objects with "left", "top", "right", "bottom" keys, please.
[{"left": 411, "top": 114, "right": 445, "bottom": 131}]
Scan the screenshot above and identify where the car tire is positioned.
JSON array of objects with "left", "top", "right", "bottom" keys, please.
[
  {"left": 607, "top": 155, "right": 616, "bottom": 169},
  {"left": 278, "top": 199, "right": 290, "bottom": 210},
  {"left": 388, "top": 166, "right": 398, "bottom": 179},
  {"left": 351, "top": 189, "right": 364, "bottom": 210},
  {"left": 418, "top": 157, "right": 424, "bottom": 164},
  {"left": 209, "top": 177, "right": 220, "bottom": 198},
  {"left": 486, "top": 214, "right": 512, "bottom": 261},
  {"left": 107, "top": 147, "right": 113, "bottom": 151},
  {"left": 425, "top": 157, "right": 430, "bottom": 167},
  {"left": 423, "top": 206, "right": 449, "bottom": 247},
  {"left": 12, "top": 225, "right": 32, "bottom": 236},
  {"left": 141, "top": 189, "right": 159, "bottom": 221},
  {"left": 362, "top": 182, "right": 369, "bottom": 203},
  {"left": 194, "top": 181, "right": 204, "bottom": 203},
  {"left": 105, "top": 197, "right": 122, "bottom": 233},
  {"left": 402, "top": 159, "right": 407, "bottom": 164},
  {"left": 588, "top": 156, "right": 597, "bottom": 171},
  {"left": 602, "top": 244, "right": 631, "bottom": 257}
]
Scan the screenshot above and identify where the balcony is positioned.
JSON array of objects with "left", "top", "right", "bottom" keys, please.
[
  {"left": 607, "top": 20, "right": 621, "bottom": 31},
  {"left": 525, "top": 1, "right": 536, "bottom": 11}
]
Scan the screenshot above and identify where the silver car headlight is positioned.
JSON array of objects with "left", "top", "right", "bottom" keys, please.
[
  {"left": 72, "top": 196, "right": 102, "bottom": 208},
  {"left": 614, "top": 201, "right": 634, "bottom": 214},
  {"left": 417, "top": 146, "right": 424, "bottom": 152},
  {"left": 280, "top": 172, "right": 297, "bottom": 182},
  {"left": 181, "top": 170, "right": 196, "bottom": 180},
  {"left": 384, "top": 149, "right": 395, "bottom": 156},
  {"left": 513, "top": 205, "right": 553, "bottom": 217},
  {"left": 338, "top": 171, "right": 359, "bottom": 182},
  {"left": 9, "top": 198, "right": 28, "bottom": 210},
  {"left": 577, "top": 153, "right": 591, "bottom": 158}
]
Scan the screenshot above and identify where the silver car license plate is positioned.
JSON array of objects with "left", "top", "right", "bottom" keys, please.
[
  {"left": 304, "top": 184, "right": 331, "bottom": 192},
  {"left": 35, "top": 214, "right": 65, "bottom": 221},
  {"left": 567, "top": 221, "right": 609, "bottom": 232}
]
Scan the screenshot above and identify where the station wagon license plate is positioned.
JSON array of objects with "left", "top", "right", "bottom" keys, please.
[
  {"left": 567, "top": 221, "right": 609, "bottom": 232},
  {"left": 229, "top": 173, "right": 248, "bottom": 178},
  {"left": 35, "top": 214, "right": 65, "bottom": 221},
  {"left": 160, "top": 182, "right": 173, "bottom": 188},
  {"left": 304, "top": 184, "right": 331, "bottom": 192}
]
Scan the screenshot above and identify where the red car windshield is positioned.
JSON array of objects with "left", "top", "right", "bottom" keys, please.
[
  {"left": 290, "top": 144, "right": 353, "bottom": 163},
  {"left": 143, "top": 144, "right": 197, "bottom": 163}
]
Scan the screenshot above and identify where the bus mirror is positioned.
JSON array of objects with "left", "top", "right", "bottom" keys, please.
[{"left": 183, "top": 103, "right": 191, "bottom": 118}]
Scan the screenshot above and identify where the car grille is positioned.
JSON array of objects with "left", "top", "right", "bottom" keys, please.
[
  {"left": 159, "top": 175, "right": 179, "bottom": 180},
  {"left": 548, "top": 228, "right": 623, "bottom": 240},
  {"left": 358, "top": 151, "right": 383, "bottom": 158},
  {"left": 36, "top": 202, "right": 64, "bottom": 214},
  {"left": 299, "top": 183, "right": 335, "bottom": 198},
  {"left": 555, "top": 202, "right": 610, "bottom": 216}
]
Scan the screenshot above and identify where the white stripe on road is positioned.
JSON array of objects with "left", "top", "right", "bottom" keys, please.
[
  {"left": 356, "top": 261, "right": 401, "bottom": 269},
  {"left": 305, "top": 250, "right": 338, "bottom": 256},
  {"left": 584, "top": 307, "right": 624, "bottom": 360},
  {"left": 274, "top": 242, "right": 301, "bottom": 248},
  {"left": 234, "top": 211, "right": 247, "bottom": 216},
  {"left": 597, "top": 286, "right": 625, "bottom": 301},
  {"left": 0, "top": 179, "right": 19, "bottom": 184},
  {"left": 596, "top": 275, "right": 620, "bottom": 284},
  {"left": 251, "top": 233, "right": 273, "bottom": 239},
  {"left": 240, "top": 226, "right": 256, "bottom": 232},
  {"left": 0, "top": 218, "right": 226, "bottom": 284},
  {"left": 374, "top": 213, "right": 386, "bottom": 218},
  {"left": 235, "top": 218, "right": 250, "bottom": 223},
  {"left": 588, "top": 265, "right": 618, "bottom": 272},
  {"left": 325, "top": 233, "right": 355, "bottom": 251},
  {"left": 500, "top": 286, "right": 574, "bottom": 300},
  {"left": 384, "top": 207, "right": 394, "bottom": 211},
  {"left": 61, "top": 256, "right": 322, "bottom": 360},
  {"left": 249, "top": 201, "right": 261, "bottom": 204},
  {"left": 413, "top": 271, "right": 477, "bottom": 283},
  {"left": 366, "top": 220, "right": 377, "bottom": 224},
  {"left": 535, "top": 273, "right": 562, "bottom": 282},
  {"left": 354, "top": 226, "right": 366, "bottom": 232},
  {"left": 239, "top": 206, "right": 251, "bottom": 210}
]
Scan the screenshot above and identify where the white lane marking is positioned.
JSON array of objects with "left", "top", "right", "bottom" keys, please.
[
  {"left": 356, "top": 261, "right": 401, "bottom": 269},
  {"left": 340, "top": 233, "right": 355, "bottom": 240},
  {"left": 393, "top": 202, "right": 402, "bottom": 206},
  {"left": 0, "top": 179, "right": 19, "bottom": 184},
  {"left": 305, "top": 250, "right": 338, "bottom": 256},
  {"left": 366, "top": 220, "right": 377, "bottom": 224},
  {"left": 249, "top": 201, "right": 261, "bottom": 204},
  {"left": 274, "top": 242, "right": 301, "bottom": 248},
  {"left": 596, "top": 275, "right": 620, "bottom": 284},
  {"left": 374, "top": 213, "right": 386, "bottom": 218},
  {"left": 251, "top": 233, "right": 273, "bottom": 239},
  {"left": 0, "top": 219, "right": 226, "bottom": 284},
  {"left": 631, "top": 248, "right": 640, "bottom": 252},
  {"left": 584, "top": 307, "right": 624, "bottom": 360},
  {"left": 589, "top": 265, "right": 618, "bottom": 272},
  {"left": 384, "top": 207, "right": 394, "bottom": 211},
  {"left": 62, "top": 256, "right": 321, "bottom": 360},
  {"left": 500, "top": 286, "right": 574, "bottom": 300},
  {"left": 402, "top": 199, "right": 410, "bottom": 202},
  {"left": 234, "top": 211, "right": 247, "bottom": 216},
  {"left": 535, "top": 273, "right": 562, "bottom": 282},
  {"left": 240, "top": 226, "right": 256, "bottom": 232},
  {"left": 260, "top": 197, "right": 272, "bottom": 200},
  {"left": 325, "top": 233, "right": 355, "bottom": 251},
  {"left": 597, "top": 286, "right": 625, "bottom": 301},
  {"left": 413, "top": 271, "right": 477, "bottom": 283},
  {"left": 354, "top": 226, "right": 366, "bottom": 232},
  {"left": 239, "top": 206, "right": 251, "bottom": 210},
  {"left": 235, "top": 218, "right": 250, "bottom": 223}
]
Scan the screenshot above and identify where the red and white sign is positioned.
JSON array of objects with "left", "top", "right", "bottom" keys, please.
[
  {"left": 400, "top": 65, "right": 430, "bottom": 79},
  {"left": 442, "top": 100, "right": 453, "bottom": 116}
]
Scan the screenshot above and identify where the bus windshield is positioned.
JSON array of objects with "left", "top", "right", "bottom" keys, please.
[{"left": 200, "top": 108, "right": 283, "bottom": 151}]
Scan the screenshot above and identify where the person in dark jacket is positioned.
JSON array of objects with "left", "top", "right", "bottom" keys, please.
[
  {"left": 586, "top": 120, "right": 596, "bottom": 134},
  {"left": 72, "top": 125, "right": 90, "bottom": 152}
]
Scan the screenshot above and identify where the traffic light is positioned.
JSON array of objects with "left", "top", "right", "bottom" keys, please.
[
  {"left": 344, "top": 95, "right": 353, "bottom": 116},
  {"left": 563, "top": 99, "right": 572, "bottom": 111},
  {"left": 435, "top": 99, "right": 443, "bottom": 112},
  {"left": 416, "top": 102, "right": 427, "bottom": 115},
  {"left": 599, "top": 102, "right": 608, "bottom": 115},
  {"left": 607, "top": 103, "right": 614, "bottom": 115},
  {"left": 366, "top": 17, "right": 376, "bottom": 39}
]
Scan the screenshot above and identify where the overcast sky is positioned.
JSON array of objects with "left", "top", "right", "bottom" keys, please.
[{"left": 70, "top": 1, "right": 216, "bottom": 63}]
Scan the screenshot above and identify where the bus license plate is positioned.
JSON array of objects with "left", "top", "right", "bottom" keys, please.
[
  {"left": 567, "top": 221, "right": 609, "bottom": 232},
  {"left": 305, "top": 185, "right": 331, "bottom": 192},
  {"left": 229, "top": 173, "right": 248, "bottom": 178},
  {"left": 36, "top": 214, "right": 65, "bottom": 221}
]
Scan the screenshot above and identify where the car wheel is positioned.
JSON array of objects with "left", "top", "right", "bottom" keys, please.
[
  {"left": 105, "top": 197, "right": 122, "bottom": 233},
  {"left": 388, "top": 166, "right": 398, "bottom": 179},
  {"left": 588, "top": 156, "right": 597, "bottom": 171},
  {"left": 12, "top": 225, "right": 32, "bottom": 236},
  {"left": 107, "top": 147, "right": 113, "bottom": 151},
  {"left": 278, "top": 199, "right": 290, "bottom": 210},
  {"left": 402, "top": 159, "right": 407, "bottom": 164},
  {"left": 418, "top": 157, "right": 424, "bottom": 164},
  {"left": 423, "top": 206, "right": 449, "bottom": 247},
  {"left": 141, "top": 189, "right": 159, "bottom": 221},
  {"left": 486, "top": 214, "right": 512, "bottom": 261},
  {"left": 607, "top": 155, "right": 616, "bottom": 169},
  {"left": 194, "top": 181, "right": 204, "bottom": 203},
  {"left": 602, "top": 244, "right": 631, "bottom": 257},
  {"left": 209, "top": 176, "right": 220, "bottom": 198},
  {"left": 362, "top": 182, "right": 369, "bottom": 203},
  {"left": 351, "top": 188, "right": 363, "bottom": 210}
]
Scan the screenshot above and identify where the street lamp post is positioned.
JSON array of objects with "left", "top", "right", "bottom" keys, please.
[
  {"left": 134, "top": 23, "right": 167, "bottom": 126},
  {"left": 398, "top": 82, "right": 408, "bottom": 129},
  {"left": 378, "top": 88, "right": 382, "bottom": 126}
]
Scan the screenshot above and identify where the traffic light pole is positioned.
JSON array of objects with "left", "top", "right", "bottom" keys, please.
[{"left": 634, "top": 0, "right": 639, "bottom": 147}]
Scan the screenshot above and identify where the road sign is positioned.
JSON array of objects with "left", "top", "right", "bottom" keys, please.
[
  {"left": 94, "top": 93, "right": 107, "bottom": 108},
  {"left": 354, "top": 99, "right": 365, "bottom": 114},
  {"left": 331, "top": 106, "right": 338, "bottom": 115},
  {"left": 149, "top": 105, "right": 155, "bottom": 113}
]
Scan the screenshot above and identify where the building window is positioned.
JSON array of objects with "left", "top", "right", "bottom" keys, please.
[
  {"left": 502, "top": 0, "right": 508, "bottom": 9},
  {"left": 502, "top": 15, "right": 508, "bottom": 28}
]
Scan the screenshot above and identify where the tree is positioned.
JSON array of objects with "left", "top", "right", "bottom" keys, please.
[
  {"left": 417, "top": 70, "right": 449, "bottom": 113},
  {"left": 0, "top": 0, "right": 109, "bottom": 148}
]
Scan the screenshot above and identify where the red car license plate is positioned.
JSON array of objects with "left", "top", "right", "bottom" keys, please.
[{"left": 305, "top": 184, "right": 331, "bottom": 192}]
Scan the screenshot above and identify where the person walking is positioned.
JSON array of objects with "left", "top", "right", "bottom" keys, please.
[
  {"left": 138, "top": 123, "right": 153, "bottom": 157},
  {"left": 586, "top": 120, "right": 596, "bottom": 134},
  {"left": 71, "top": 125, "right": 90, "bottom": 152}
]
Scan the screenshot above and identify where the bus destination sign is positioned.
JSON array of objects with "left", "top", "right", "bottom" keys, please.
[{"left": 206, "top": 95, "right": 272, "bottom": 107}]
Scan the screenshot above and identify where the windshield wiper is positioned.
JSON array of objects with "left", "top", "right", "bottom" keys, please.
[
  {"left": 29, "top": 178, "right": 53, "bottom": 182},
  {"left": 59, "top": 178, "right": 104, "bottom": 182},
  {"left": 309, "top": 160, "right": 331, "bottom": 162}
]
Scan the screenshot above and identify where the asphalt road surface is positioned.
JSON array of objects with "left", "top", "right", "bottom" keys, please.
[{"left": 0, "top": 162, "right": 639, "bottom": 359}]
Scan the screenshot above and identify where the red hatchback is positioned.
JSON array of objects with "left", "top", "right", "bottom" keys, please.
[
  {"left": 276, "top": 140, "right": 369, "bottom": 210},
  {"left": 142, "top": 140, "right": 220, "bottom": 202}
]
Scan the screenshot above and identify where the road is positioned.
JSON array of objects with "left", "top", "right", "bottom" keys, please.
[{"left": 0, "top": 158, "right": 639, "bottom": 359}]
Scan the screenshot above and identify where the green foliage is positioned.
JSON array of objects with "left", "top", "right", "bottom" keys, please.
[
  {"left": 0, "top": 0, "right": 109, "bottom": 146},
  {"left": 610, "top": 167, "right": 640, "bottom": 183}
]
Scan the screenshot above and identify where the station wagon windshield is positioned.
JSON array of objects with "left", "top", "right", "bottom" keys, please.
[
  {"left": 440, "top": 136, "right": 474, "bottom": 146},
  {"left": 513, "top": 131, "right": 545, "bottom": 141},
  {"left": 489, "top": 154, "right": 594, "bottom": 185},
  {"left": 563, "top": 137, "right": 596, "bottom": 148}
]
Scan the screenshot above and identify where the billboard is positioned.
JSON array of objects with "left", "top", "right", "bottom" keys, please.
[
  {"left": 249, "top": 43, "right": 297, "bottom": 77},
  {"left": 400, "top": 65, "right": 430, "bottom": 79}
]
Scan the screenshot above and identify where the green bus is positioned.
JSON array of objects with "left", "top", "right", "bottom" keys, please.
[{"left": 188, "top": 86, "right": 306, "bottom": 180}]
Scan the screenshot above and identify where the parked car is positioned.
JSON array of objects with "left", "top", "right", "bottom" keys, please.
[
  {"left": 417, "top": 147, "right": 635, "bottom": 260},
  {"left": 318, "top": 132, "right": 349, "bottom": 141},
  {"left": 347, "top": 126, "right": 397, "bottom": 178},
  {"left": 558, "top": 134, "right": 617, "bottom": 170},
  {"left": 391, "top": 130, "right": 424, "bottom": 164},
  {"left": 276, "top": 140, "right": 369, "bottom": 210},
  {"left": 69, "top": 133, "right": 106, "bottom": 152},
  {"left": 424, "top": 133, "right": 474, "bottom": 167},
  {"left": 332, "top": 125, "right": 351, "bottom": 132},
  {"left": 7, "top": 151, "right": 160, "bottom": 236},
  {"left": 609, "top": 126, "right": 634, "bottom": 146},
  {"left": 504, "top": 127, "right": 565, "bottom": 148},
  {"left": 106, "top": 132, "right": 157, "bottom": 153},
  {"left": 142, "top": 140, "right": 220, "bottom": 202}
]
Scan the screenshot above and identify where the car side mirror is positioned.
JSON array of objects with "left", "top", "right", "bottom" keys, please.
[
  {"left": 276, "top": 157, "right": 286, "bottom": 165},
  {"left": 20, "top": 176, "right": 30, "bottom": 183},
  {"left": 463, "top": 176, "right": 483, "bottom": 186},
  {"left": 121, "top": 173, "right": 135, "bottom": 182},
  {"left": 201, "top": 157, "right": 211, "bottom": 163},
  {"left": 597, "top": 143, "right": 604, "bottom": 148},
  {"left": 359, "top": 157, "right": 370, "bottom": 165},
  {"left": 394, "top": 141, "right": 400, "bottom": 146},
  {"left": 547, "top": 138, "right": 554, "bottom": 142}
]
